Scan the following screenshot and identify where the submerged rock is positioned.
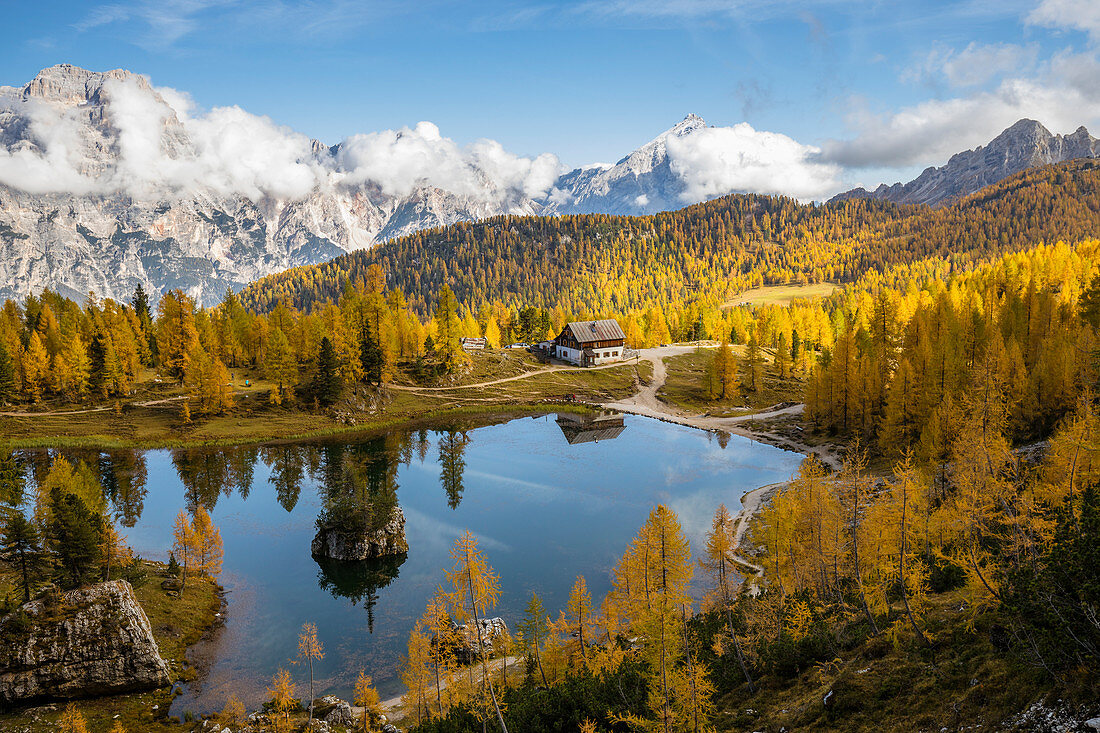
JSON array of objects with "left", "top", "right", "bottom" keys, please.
[
  {"left": 0, "top": 580, "right": 171, "bottom": 704},
  {"left": 311, "top": 505, "right": 409, "bottom": 561}
]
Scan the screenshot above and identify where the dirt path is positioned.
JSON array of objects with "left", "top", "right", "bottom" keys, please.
[
  {"left": 0, "top": 393, "right": 194, "bottom": 417},
  {"left": 604, "top": 347, "right": 840, "bottom": 470},
  {"left": 388, "top": 357, "right": 640, "bottom": 392},
  {"left": 604, "top": 347, "right": 842, "bottom": 593}
]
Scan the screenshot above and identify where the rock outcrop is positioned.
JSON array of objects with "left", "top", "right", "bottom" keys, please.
[
  {"left": 449, "top": 617, "right": 509, "bottom": 664},
  {"left": 0, "top": 580, "right": 171, "bottom": 704},
  {"left": 311, "top": 505, "right": 409, "bottom": 561}
]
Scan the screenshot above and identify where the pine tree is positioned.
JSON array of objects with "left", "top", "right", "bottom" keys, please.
[
  {"left": 156, "top": 289, "right": 200, "bottom": 384},
  {"left": 263, "top": 328, "right": 298, "bottom": 405},
  {"left": 267, "top": 668, "right": 296, "bottom": 733},
  {"left": 359, "top": 326, "right": 384, "bottom": 386},
  {"left": 172, "top": 509, "right": 197, "bottom": 590},
  {"left": 131, "top": 283, "right": 151, "bottom": 325},
  {"left": 49, "top": 486, "right": 103, "bottom": 588},
  {"left": 400, "top": 626, "right": 435, "bottom": 725},
  {"left": 87, "top": 332, "right": 108, "bottom": 398},
  {"left": 354, "top": 671, "right": 385, "bottom": 732},
  {"left": 774, "top": 332, "right": 791, "bottom": 379},
  {"left": 745, "top": 331, "right": 764, "bottom": 393},
  {"left": 699, "top": 504, "right": 755, "bottom": 692},
  {"left": 191, "top": 504, "right": 224, "bottom": 579},
  {"left": 310, "top": 336, "right": 342, "bottom": 405},
  {"left": 557, "top": 575, "right": 594, "bottom": 666},
  {"left": 0, "top": 451, "right": 25, "bottom": 507},
  {"left": 0, "top": 340, "right": 16, "bottom": 402},
  {"left": 434, "top": 285, "right": 463, "bottom": 369},
  {"left": 517, "top": 592, "right": 550, "bottom": 687},
  {"left": 219, "top": 695, "right": 245, "bottom": 726},
  {"left": 58, "top": 704, "right": 89, "bottom": 733},
  {"left": 1, "top": 511, "right": 47, "bottom": 602},
  {"left": 184, "top": 344, "right": 234, "bottom": 414}
]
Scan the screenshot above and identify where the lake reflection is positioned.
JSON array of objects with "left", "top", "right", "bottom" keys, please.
[{"left": 21, "top": 413, "right": 803, "bottom": 715}]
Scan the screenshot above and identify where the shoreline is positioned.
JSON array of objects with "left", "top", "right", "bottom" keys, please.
[{"left": 0, "top": 402, "right": 595, "bottom": 451}]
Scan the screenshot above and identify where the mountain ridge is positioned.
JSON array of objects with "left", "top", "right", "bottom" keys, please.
[
  {"left": 3, "top": 64, "right": 1100, "bottom": 306},
  {"left": 0, "top": 65, "right": 720, "bottom": 305},
  {"left": 830, "top": 118, "right": 1100, "bottom": 207}
]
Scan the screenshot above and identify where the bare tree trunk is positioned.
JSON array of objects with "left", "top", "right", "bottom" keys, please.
[
  {"left": 308, "top": 656, "right": 314, "bottom": 727},
  {"left": 534, "top": 635, "right": 549, "bottom": 688},
  {"left": 467, "top": 568, "right": 508, "bottom": 733},
  {"left": 899, "top": 486, "right": 930, "bottom": 646}
]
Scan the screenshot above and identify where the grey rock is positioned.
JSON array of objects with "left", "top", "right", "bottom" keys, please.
[
  {"left": 830, "top": 119, "right": 1099, "bottom": 208},
  {"left": 311, "top": 506, "right": 409, "bottom": 561},
  {"left": 450, "top": 617, "right": 509, "bottom": 663},
  {"left": 323, "top": 699, "right": 357, "bottom": 727},
  {"left": 0, "top": 580, "right": 171, "bottom": 704}
]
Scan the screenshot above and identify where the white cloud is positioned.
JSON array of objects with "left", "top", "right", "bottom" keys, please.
[
  {"left": 1028, "top": 0, "right": 1100, "bottom": 40},
  {"left": 904, "top": 42, "right": 1038, "bottom": 88},
  {"left": 823, "top": 49, "right": 1100, "bottom": 168},
  {"left": 0, "top": 74, "right": 561, "bottom": 205},
  {"left": 335, "top": 122, "right": 561, "bottom": 203},
  {"left": 666, "top": 123, "right": 841, "bottom": 202},
  {"left": 0, "top": 96, "right": 102, "bottom": 195}
]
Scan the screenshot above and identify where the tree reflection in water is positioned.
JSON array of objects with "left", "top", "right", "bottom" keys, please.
[
  {"left": 314, "top": 553, "right": 406, "bottom": 633},
  {"left": 437, "top": 430, "right": 468, "bottom": 510}
]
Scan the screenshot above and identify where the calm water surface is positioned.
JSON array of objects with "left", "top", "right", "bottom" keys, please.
[{"left": 32, "top": 413, "right": 803, "bottom": 714}]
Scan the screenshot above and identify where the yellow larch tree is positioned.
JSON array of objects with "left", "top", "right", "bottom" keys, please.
[
  {"left": 445, "top": 530, "right": 507, "bottom": 732},
  {"left": 296, "top": 622, "right": 324, "bottom": 725}
]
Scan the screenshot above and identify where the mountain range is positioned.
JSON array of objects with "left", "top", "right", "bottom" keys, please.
[
  {"left": 0, "top": 65, "right": 715, "bottom": 306},
  {"left": 1, "top": 65, "right": 1097, "bottom": 306},
  {"left": 830, "top": 119, "right": 1099, "bottom": 207}
]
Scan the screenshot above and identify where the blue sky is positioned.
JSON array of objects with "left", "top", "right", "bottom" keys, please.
[{"left": 2, "top": 0, "right": 1099, "bottom": 194}]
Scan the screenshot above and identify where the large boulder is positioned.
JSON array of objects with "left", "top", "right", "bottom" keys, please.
[
  {"left": 311, "top": 506, "right": 409, "bottom": 561},
  {"left": 450, "top": 617, "right": 509, "bottom": 664},
  {"left": 0, "top": 580, "right": 171, "bottom": 704}
]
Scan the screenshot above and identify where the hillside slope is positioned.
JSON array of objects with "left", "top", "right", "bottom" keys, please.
[{"left": 240, "top": 158, "right": 1100, "bottom": 315}]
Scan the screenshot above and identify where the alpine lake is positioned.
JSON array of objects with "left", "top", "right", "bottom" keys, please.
[{"left": 22, "top": 411, "right": 804, "bottom": 716}]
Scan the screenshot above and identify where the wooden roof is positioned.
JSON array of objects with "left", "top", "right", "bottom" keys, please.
[{"left": 563, "top": 319, "right": 625, "bottom": 344}]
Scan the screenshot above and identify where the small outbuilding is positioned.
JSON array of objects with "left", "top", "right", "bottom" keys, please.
[
  {"left": 552, "top": 319, "right": 626, "bottom": 366},
  {"left": 460, "top": 337, "right": 487, "bottom": 351}
]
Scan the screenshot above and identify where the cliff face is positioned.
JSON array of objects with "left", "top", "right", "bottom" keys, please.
[
  {"left": 0, "top": 580, "right": 171, "bottom": 704},
  {"left": 311, "top": 505, "right": 409, "bottom": 561}
]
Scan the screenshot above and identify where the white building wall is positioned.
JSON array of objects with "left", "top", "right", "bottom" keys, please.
[
  {"left": 588, "top": 347, "right": 624, "bottom": 365},
  {"left": 554, "top": 343, "right": 625, "bottom": 366},
  {"left": 556, "top": 345, "right": 583, "bottom": 365}
]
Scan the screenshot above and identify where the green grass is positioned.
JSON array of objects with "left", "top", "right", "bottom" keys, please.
[
  {"left": 658, "top": 348, "right": 805, "bottom": 417},
  {"left": 722, "top": 282, "right": 839, "bottom": 308},
  {"left": 0, "top": 361, "right": 638, "bottom": 450}
]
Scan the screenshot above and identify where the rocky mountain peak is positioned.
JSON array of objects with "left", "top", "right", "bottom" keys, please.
[
  {"left": 830, "top": 118, "right": 1099, "bottom": 207},
  {"left": 21, "top": 64, "right": 145, "bottom": 105}
]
